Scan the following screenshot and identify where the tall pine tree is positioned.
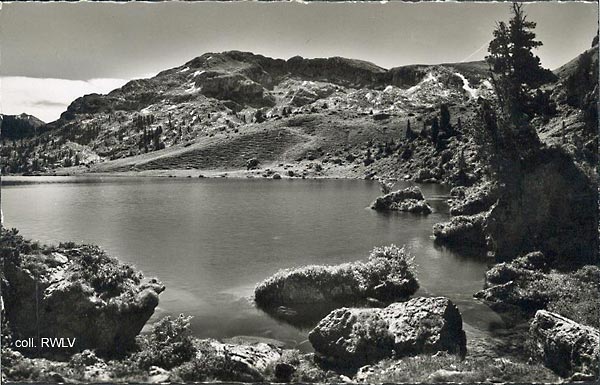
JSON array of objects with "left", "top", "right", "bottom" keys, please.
[{"left": 486, "top": 2, "right": 555, "bottom": 127}]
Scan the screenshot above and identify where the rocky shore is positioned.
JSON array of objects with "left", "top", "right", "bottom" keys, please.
[{"left": 3, "top": 211, "right": 597, "bottom": 384}]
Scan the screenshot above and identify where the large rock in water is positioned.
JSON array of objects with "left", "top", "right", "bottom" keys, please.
[
  {"left": 370, "top": 186, "right": 432, "bottom": 214},
  {"left": 530, "top": 310, "right": 600, "bottom": 378},
  {"left": 449, "top": 181, "right": 498, "bottom": 216},
  {"left": 433, "top": 212, "right": 488, "bottom": 249},
  {"left": 254, "top": 245, "right": 418, "bottom": 308},
  {"left": 308, "top": 297, "right": 466, "bottom": 368},
  {"left": 1, "top": 229, "right": 164, "bottom": 356}
]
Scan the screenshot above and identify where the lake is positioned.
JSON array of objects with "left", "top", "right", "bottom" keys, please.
[{"left": 1, "top": 176, "right": 500, "bottom": 350}]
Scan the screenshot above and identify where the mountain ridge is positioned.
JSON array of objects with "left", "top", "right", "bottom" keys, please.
[{"left": 2, "top": 48, "right": 595, "bottom": 180}]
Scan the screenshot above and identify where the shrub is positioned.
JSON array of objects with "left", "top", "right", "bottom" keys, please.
[
  {"left": 529, "top": 266, "right": 600, "bottom": 329},
  {"left": 369, "top": 244, "right": 416, "bottom": 278},
  {"left": 70, "top": 245, "right": 143, "bottom": 297},
  {"left": 135, "top": 315, "right": 196, "bottom": 370}
]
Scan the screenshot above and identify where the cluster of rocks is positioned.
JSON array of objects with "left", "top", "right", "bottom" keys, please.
[
  {"left": 472, "top": 250, "right": 600, "bottom": 379},
  {"left": 370, "top": 186, "right": 432, "bottom": 214},
  {"left": 255, "top": 245, "right": 468, "bottom": 372},
  {"left": 474, "top": 252, "right": 548, "bottom": 314}
]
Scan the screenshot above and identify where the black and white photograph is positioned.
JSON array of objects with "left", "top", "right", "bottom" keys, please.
[{"left": 0, "top": 1, "right": 598, "bottom": 383}]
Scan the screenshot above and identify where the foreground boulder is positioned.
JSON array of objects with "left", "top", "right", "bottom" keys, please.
[
  {"left": 195, "top": 340, "right": 283, "bottom": 382},
  {"left": 255, "top": 245, "right": 418, "bottom": 309},
  {"left": 370, "top": 186, "right": 432, "bottom": 214},
  {"left": 530, "top": 310, "right": 600, "bottom": 378},
  {"left": 1, "top": 228, "right": 164, "bottom": 356},
  {"left": 308, "top": 297, "right": 466, "bottom": 368},
  {"left": 383, "top": 297, "right": 466, "bottom": 358}
]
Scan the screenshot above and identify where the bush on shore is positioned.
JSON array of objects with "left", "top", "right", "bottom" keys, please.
[{"left": 135, "top": 314, "right": 196, "bottom": 370}]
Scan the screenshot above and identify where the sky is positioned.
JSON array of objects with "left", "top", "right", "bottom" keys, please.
[{"left": 0, "top": 1, "right": 597, "bottom": 122}]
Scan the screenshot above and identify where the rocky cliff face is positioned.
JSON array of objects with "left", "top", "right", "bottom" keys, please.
[
  {"left": 538, "top": 40, "right": 598, "bottom": 164},
  {"left": 486, "top": 147, "right": 598, "bottom": 265}
]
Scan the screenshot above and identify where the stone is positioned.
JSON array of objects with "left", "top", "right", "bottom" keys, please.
[
  {"left": 370, "top": 186, "right": 432, "bottom": 214},
  {"left": 255, "top": 245, "right": 418, "bottom": 309},
  {"left": 529, "top": 310, "right": 600, "bottom": 377},
  {"left": 308, "top": 297, "right": 466, "bottom": 368},
  {"left": 383, "top": 297, "right": 467, "bottom": 358},
  {"left": 207, "top": 340, "right": 282, "bottom": 382},
  {"left": 433, "top": 213, "right": 488, "bottom": 249},
  {"left": 413, "top": 168, "right": 434, "bottom": 182},
  {"left": 148, "top": 366, "right": 171, "bottom": 383},
  {"left": 1, "top": 230, "right": 164, "bottom": 357},
  {"left": 449, "top": 181, "right": 498, "bottom": 216},
  {"left": 308, "top": 308, "right": 395, "bottom": 368}
]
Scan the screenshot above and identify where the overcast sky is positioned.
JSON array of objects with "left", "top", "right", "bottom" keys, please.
[{"left": 1, "top": 1, "right": 597, "bottom": 122}]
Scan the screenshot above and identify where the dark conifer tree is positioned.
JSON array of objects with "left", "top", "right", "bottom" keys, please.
[
  {"left": 486, "top": 2, "right": 555, "bottom": 124},
  {"left": 431, "top": 118, "right": 439, "bottom": 144},
  {"left": 440, "top": 104, "right": 451, "bottom": 133}
]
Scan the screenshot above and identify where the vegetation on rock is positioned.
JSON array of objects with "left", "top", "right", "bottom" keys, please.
[
  {"left": 254, "top": 245, "right": 418, "bottom": 310},
  {"left": 0, "top": 228, "right": 164, "bottom": 356},
  {"left": 370, "top": 186, "right": 432, "bottom": 214}
]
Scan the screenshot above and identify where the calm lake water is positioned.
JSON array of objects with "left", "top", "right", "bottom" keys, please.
[{"left": 1, "top": 176, "right": 502, "bottom": 350}]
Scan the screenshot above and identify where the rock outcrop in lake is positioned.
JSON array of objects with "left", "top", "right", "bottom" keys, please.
[
  {"left": 433, "top": 212, "right": 488, "bottom": 250},
  {"left": 254, "top": 245, "right": 418, "bottom": 311},
  {"left": 308, "top": 297, "right": 466, "bottom": 368},
  {"left": 370, "top": 186, "right": 432, "bottom": 214},
  {"left": 530, "top": 310, "right": 600, "bottom": 379},
  {"left": 0, "top": 228, "right": 164, "bottom": 356}
]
